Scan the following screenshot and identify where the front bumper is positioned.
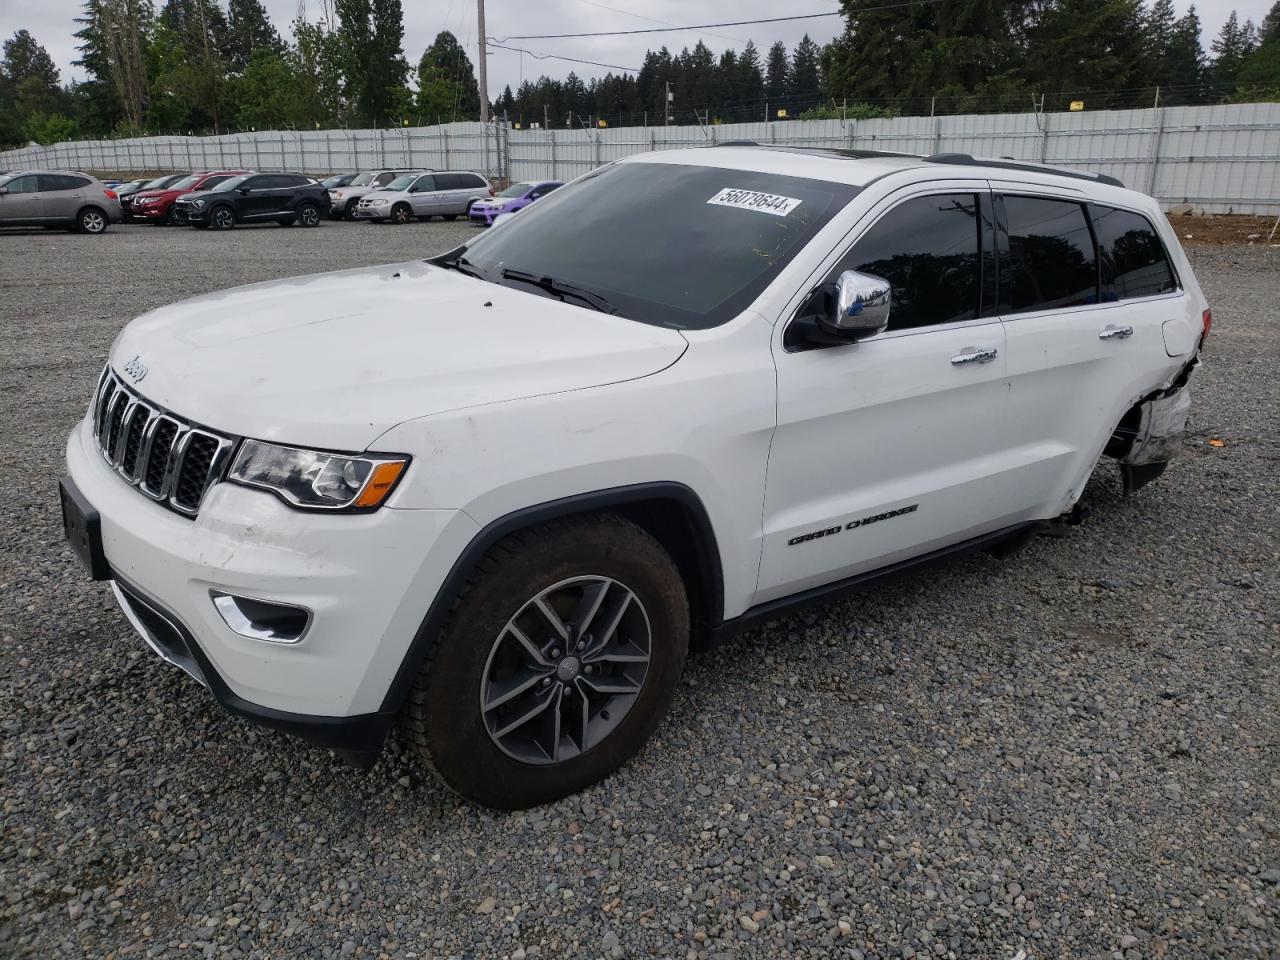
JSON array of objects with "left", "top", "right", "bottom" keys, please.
[
  {"left": 469, "top": 205, "right": 500, "bottom": 225},
  {"left": 64, "top": 415, "right": 478, "bottom": 758},
  {"left": 353, "top": 204, "right": 389, "bottom": 220},
  {"left": 132, "top": 202, "right": 171, "bottom": 220}
]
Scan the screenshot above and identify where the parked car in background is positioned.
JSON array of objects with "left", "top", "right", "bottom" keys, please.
[
  {"left": 121, "top": 174, "right": 190, "bottom": 220},
  {"left": 321, "top": 174, "right": 357, "bottom": 190},
  {"left": 328, "top": 169, "right": 427, "bottom": 219},
  {"left": 353, "top": 171, "right": 492, "bottom": 224},
  {"left": 0, "top": 170, "right": 123, "bottom": 233},
  {"left": 129, "top": 171, "right": 248, "bottom": 225},
  {"left": 468, "top": 180, "right": 563, "bottom": 226},
  {"left": 114, "top": 178, "right": 149, "bottom": 200},
  {"left": 177, "top": 173, "right": 330, "bottom": 230}
]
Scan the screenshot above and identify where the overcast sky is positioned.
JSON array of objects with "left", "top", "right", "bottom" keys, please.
[{"left": 8, "top": 0, "right": 1277, "bottom": 98}]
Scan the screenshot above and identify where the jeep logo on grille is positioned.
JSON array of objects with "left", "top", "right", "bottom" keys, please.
[{"left": 122, "top": 355, "right": 148, "bottom": 384}]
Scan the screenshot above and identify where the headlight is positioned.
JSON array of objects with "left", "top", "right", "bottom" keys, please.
[
  {"left": 228, "top": 440, "right": 409, "bottom": 511},
  {"left": 371, "top": 198, "right": 389, "bottom": 205}
]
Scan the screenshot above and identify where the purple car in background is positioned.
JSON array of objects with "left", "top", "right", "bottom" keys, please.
[{"left": 468, "top": 179, "right": 563, "bottom": 226}]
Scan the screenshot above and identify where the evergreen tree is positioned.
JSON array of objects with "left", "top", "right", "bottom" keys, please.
[
  {"left": 1211, "top": 10, "right": 1260, "bottom": 94},
  {"left": 736, "top": 39, "right": 765, "bottom": 117},
  {"left": 790, "top": 34, "right": 823, "bottom": 108},
  {"left": 415, "top": 30, "right": 480, "bottom": 122},
  {"left": 290, "top": 11, "right": 344, "bottom": 127},
  {"left": 155, "top": 0, "right": 228, "bottom": 130},
  {"left": 1166, "top": 5, "right": 1207, "bottom": 102},
  {"left": 2, "top": 30, "right": 71, "bottom": 145},
  {"left": 1262, "top": 1, "right": 1280, "bottom": 43},
  {"left": 337, "top": 0, "right": 410, "bottom": 126},
  {"left": 226, "top": 0, "right": 284, "bottom": 73},
  {"left": 765, "top": 40, "right": 789, "bottom": 111}
]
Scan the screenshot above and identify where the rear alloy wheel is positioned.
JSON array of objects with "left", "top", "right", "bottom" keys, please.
[
  {"left": 390, "top": 203, "right": 412, "bottom": 225},
  {"left": 210, "top": 206, "right": 235, "bottom": 230},
  {"left": 399, "top": 514, "right": 689, "bottom": 809},
  {"left": 297, "top": 203, "right": 321, "bottom": 227},
  {"left": 77, "top": 207, "right": 108, "bottom": 234}
]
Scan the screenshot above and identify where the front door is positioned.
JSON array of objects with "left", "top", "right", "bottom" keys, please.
[
  {"left": 0, "top": 174, "right": 46, "bottom": 223},
  {"left": 757, "top": 187, "right": 1014, "bottom": 604},
  {"left": 408, "top": 174, "right": 438, "bottom": 216}
]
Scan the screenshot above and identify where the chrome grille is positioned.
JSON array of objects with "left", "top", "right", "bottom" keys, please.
[{"left": 90, "top": 366, "right": 238, "bottom": 518}]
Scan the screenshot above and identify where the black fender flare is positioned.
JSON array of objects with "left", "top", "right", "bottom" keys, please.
[{"left": 377, "top": 481, "right": 724, "bottom": 716}]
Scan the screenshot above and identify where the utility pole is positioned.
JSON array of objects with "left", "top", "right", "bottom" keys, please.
[
  {"left": 544, "top": 104, "right": 550, "bottom": 130},
  {"left": 477, "top": 0, "right": 490, "bottom": 123},
  {"left": 665, "top": 81, "right": 672, "bottom": 126}
]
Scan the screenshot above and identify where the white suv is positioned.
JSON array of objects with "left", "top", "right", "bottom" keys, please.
[{"left": 61, "top": 146, "right": 1208, "bottom": 808}]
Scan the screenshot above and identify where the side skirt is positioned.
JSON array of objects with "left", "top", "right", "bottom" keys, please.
[{"left": 708, "top": 521, "right": 1042, "bottom": 645}]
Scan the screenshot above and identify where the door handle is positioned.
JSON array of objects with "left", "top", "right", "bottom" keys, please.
[
  {"left": 1099, "top": 325, "right": 1134, "bottom": 340},
  {"left": 951, "top": 347, "right": 999, "bottom": 366}
]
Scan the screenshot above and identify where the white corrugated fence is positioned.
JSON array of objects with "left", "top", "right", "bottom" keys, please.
[{"left": 3, "top": 102, "right": 1278, "bottom": 214}]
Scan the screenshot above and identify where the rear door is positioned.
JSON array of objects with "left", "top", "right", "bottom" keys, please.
[
  {"left": 0, "top": 175, "right": 46, "bottom": 223},
  {"left": 40, "top": 174, "right": 91, "bottom": 220},
  {"left": 757, "top": 185, "right": 1014, "bottom": 604},
  {"left": 990, "top": 184, "right": 1183, "bottom": 519}
]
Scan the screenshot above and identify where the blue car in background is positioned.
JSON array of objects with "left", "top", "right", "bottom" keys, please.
[{"left": 468, "top": 179, "right": 563, "bottom": 226}]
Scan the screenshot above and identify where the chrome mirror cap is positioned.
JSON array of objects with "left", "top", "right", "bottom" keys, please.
[{"left": 829, "top": 270, "right": 891, "bottom": 337}]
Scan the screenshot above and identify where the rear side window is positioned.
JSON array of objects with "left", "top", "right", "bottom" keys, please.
[
  {"left": 1001, "top": 196, "right": 1097, "bottom": 313},
  {"left": 835, "top": 193, "right": 984, "bottom": 331},
  {"left": 1090, "top": 204, "right": 1177, "bottom": 300},
  {"left": 437, "top": 173, "right": 465, "bottom": 189},
  {"left": 39, "top": 174, "right": 88, "bottom": 191}
]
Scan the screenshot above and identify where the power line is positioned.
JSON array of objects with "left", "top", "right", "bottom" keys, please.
[
  {"left": 483, "top": 41, "right": 640, "bottom": 74},
  {"left": 499, "top": 2, "right": 944, "bottom": 41}
]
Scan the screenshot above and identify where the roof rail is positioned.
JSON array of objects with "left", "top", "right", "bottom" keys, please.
[
  {"left": 713, "top": 142, "right": 920, "bottom": 160},
  {"left": 925, "top": 153, "right": 1125, "bottom": 189}
]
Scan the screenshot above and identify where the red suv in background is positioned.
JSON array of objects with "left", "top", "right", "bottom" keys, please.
[{"left": 127, "top": 170, "right": 251, "bottom": 225}]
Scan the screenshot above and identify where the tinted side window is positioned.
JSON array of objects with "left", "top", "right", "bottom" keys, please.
[
  {"left": 40, "top": 174, "right": 87, "bottom": 191},
  {"left": 374, "top": 173, "right": 396, "bottom": 186},
  {"left": 437, "top": 173, "right": 463, "bottom": 189},
  {"left": 200, "top": 175, "right": 231, "bottom": 190},
  {"left": 1090, "top": 204, "right": 1177, "bottom": 300},
  {"left": 413, "top": 174, "right": 436, "bottom": 191},
  {"left": 1001, "top": 196, "right": 1097, "bottom": 313},
  {"left": 240, "top": 176, "right": 268, "bottom": 190},
  {"left": 837, "top": 193, "right": 983, "bottom": 331},
  {"left": 5, "top": 175, "right": 38, "bottom": 193},
  {"left": 540, "top": 183, "right": 560, "bottom": 195}
]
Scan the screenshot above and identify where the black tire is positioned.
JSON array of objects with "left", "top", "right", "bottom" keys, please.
[
  {"left": 399, "top": 513, "right": 689, "bottom": 809},
  {"left": 342, "top": 200, "right": 358, "bottom": 221},
  {"left": 297, "top": 202, "right": 321, "bottom": 227},
  {"left": 192, "top": 223, "right": 210, "bottom": 230},
  {"left": 76, "top": 206, "right": 109, "bottom": 234},
  {"left": 278, "top": 217, "right": 296, "bottom": 226},
  {"left": 209, "top": 205, "right": 235, "bottom": 230},
  {"left": 390, "top": 203, "right": 413, "bottom": 225},
  {"left": 161, "top": 206, "right": 175, "bottom": 226},
  {"left": 443, "top": 213, "right": 458, "bottom": 221}
]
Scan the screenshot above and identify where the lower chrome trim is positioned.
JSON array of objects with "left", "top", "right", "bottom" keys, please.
[{"left": 111, "top": 581, "right": 207, "bottom": 686}]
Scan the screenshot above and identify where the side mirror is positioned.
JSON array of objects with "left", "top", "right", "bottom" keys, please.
[{"left": 820, "top": 270, "right": 891, "bottom": 338}]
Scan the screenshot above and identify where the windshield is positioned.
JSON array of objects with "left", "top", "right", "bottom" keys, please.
[
  {"left": 321, "top": 175, "right": 348, "bottom": 187},
  {"left": 211, "top": 175, "right": 250, "bottom": 192},
  {"left": 169, "top": 175, "right": 200, "bottom": 190},
  {"left": 143, "top": 175, "right": 174, "bottom": 189},
  {"left": 499, "top": 182, "right": 533, "bottom": 198},
  {"left": 350, "top": 173, "right": 375, "bottom": 186},
  {"left": 452, "top": 162, "right": 858, "bottom": 329},
  {"left": 385, "top": 174, "right": 416, "bottom": 191}
]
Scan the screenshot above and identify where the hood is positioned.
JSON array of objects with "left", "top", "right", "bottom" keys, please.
[
  {"left": 110, "top": 260, "right": 688, "bottom": 451},
  {"left": 131, "top": 189, "right": 178, "bottom": 201}
]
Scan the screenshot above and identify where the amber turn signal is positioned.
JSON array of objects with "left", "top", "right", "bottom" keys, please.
[{"left": 354, "top": 460, "right": 408, "bottom": 508}]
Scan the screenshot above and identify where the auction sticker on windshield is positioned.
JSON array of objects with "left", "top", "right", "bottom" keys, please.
[{"left": 707, "top": 187, "right": 802, "bottom": 216}]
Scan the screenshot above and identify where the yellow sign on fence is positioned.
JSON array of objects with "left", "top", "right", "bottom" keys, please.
[{"left": 1070, "top": 100, "right": 1085, "bottom": 111}]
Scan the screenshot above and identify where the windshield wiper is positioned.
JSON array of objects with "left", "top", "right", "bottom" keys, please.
[
  {"left": 436, "top": 251, "right": 484, "bottom": 279},
  {"left": 500, "top": 269, "right": 616, "bottom": 315}
]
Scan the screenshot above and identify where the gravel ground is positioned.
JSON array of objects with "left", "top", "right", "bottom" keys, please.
[{"left": 1, "top": 222, "right": 1277, "bottom": 960}]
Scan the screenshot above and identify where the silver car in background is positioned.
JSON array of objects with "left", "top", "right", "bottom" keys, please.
[
  {"left": 327, "top": 169, "right": 426, "bottom": 220},
  {"left": 353, "top": 170, "right": 492, "bottom": 223},
  {"left": 0, "top": 170, "right": 124, "bottom": 233}
]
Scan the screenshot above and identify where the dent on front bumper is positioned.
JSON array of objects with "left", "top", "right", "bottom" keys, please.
[{"left": 65, "top": 415, "right": 479, "bottom": 761}]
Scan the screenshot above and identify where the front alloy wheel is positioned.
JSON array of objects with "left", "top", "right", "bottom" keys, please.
[
  {"left": 390, "top": 203, "right": 412, "bottom": 225},
  {"left": 481, "top": 576, "right": 651, "bottom": 764},
  {"left": 210, "top": 206, "right": 235, "bottom": 230},
  {"left": 298, "top": 203, "right": 320, "bottom": 227},
  {"left": 398, "top": 513, "right": 689, "bottom": 808}
]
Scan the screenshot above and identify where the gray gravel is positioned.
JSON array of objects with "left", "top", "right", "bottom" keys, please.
[{"left": 1, "top": 222, "right": 1277, "bottom": 960}]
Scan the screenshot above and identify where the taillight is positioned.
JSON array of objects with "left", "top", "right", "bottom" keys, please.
[
  {"left": 105, "top": 189, "right": 117, "bottom": 200},
  {"left": 1202, "top": 308, "right": 1212, "bottom": 339}
]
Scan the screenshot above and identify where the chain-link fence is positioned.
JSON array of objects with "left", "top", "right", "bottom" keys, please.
[{"left": 3, "top": 102, "right": 1278, "bottom": 214}]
